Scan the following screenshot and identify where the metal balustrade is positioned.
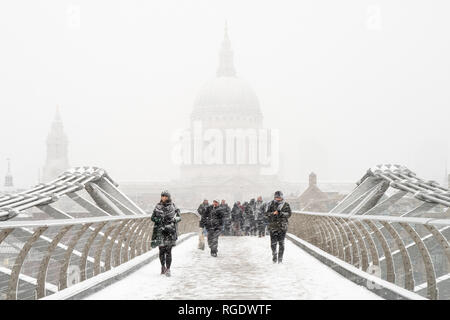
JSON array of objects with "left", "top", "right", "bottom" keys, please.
[
  {"left": 3, "top": 163, "right": 450, "bottom": 300},
  {"left": 0, "top": 166, "right": 199, "bottom": 300},
  {"left": 289, "top": 164, "right": 450, "bottom": 300},
  {"left": 0, "top": 213, "right": 198, "bottom": 300}
]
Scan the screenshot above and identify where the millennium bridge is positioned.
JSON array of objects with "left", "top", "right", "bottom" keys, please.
[{"left": 1, "top": 164, "right": 450, "bottom": 300}]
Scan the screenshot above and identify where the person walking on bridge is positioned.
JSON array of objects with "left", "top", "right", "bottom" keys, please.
[
  {"left": 220, "top": 199, "right": 232, "bottom": 236},
  {"left": 205, "top": 200, "right": 225, "bottom": 257},
  {"left": 197, "top": 199, "right": 209, "bottom": 250},
  {"left": 151, "top": 190, "right": 181, "bottom": 277},
  {"left": 265, "top": 191, "right": 292, "bottom": 263},
  {"left": 242, "top": 201, "right": 251, "bottom": 236},
  {"left": 255, "top": 196, "right": 267, "bottom": 237},
  {"left": 245, "top": 199, "right": 257, "bottom": 236},
  {"left": 231, "top": 201, "right": 243, "bottom": 236}
]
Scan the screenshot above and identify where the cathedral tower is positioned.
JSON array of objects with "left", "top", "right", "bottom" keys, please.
[
  {"left": 3, "top": 158, "right": 14, "bottom": 191},
  {"left": 42, "top": 107, "right": 69, "bottom": 182}
]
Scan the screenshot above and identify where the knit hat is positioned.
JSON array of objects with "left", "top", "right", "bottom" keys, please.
[
  {"left": 161, "top": 190, "right": 171, "bottom": 197},
  {"left": 274, "top": 191, "right": 283, "bottom": 199}
]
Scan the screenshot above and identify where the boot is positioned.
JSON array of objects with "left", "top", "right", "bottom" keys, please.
[
  {"left": 161, "top": 266, "right": 166, "bottom": 275},
  {"left": 165, "top": 268, "right": 171, "bottom": 277},
  {"left": 272, "top": 253, "right": 277, "bottom": 264},
  {"left": 278, "top": 252, "right": 283, "bottom": 264}
]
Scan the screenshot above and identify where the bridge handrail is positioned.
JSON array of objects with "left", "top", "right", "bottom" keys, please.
[
  {"left": 289, "top": 210, "right": 450, "bottom": 300},
  {"left": 0, "top": 211, "right": 199, "bottom": 300},
  {"left": 0, "top": 166, "right": 202, "bottom": 300},
  {"left": 0, "top": 215, "right": 151, "bottom": 229},
  {"left": 293, "top": 210, "right": 450, "bottom": 226}
]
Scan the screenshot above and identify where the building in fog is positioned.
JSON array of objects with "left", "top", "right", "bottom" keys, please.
[
  {"left": 173, "top": 24, "right": 280, "bottom": 205},
  {"left": 2, "top": 158, "right": 14, "bottom": 193},
  {"left": 42, "top": 107, "right": 70, "bottom": 183},
  {"left": 120, "top": 26, "right": 284, "bottom": 208},
  {"left": 286, "top": 172, "right": 346, "bottom": 212}
]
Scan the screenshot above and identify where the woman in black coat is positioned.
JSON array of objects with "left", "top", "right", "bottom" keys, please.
[{"left": 151, "top": 190, "right": 181, "bottom": 277}]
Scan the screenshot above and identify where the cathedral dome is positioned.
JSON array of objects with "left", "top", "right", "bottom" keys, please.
[
  {"left": 191, "top": 25, "right": 262, "bottom": 119},
  {"left": 193, "top": 76, "right": 261, "bottom": 116}
]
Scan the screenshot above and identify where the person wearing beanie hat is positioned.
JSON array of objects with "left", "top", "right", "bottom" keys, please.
[
  {"left": 265, "top": 190, "right": 292, "bottom": 263},
  {"left": 204, "top": 199, "right": 226, "bottom": 257},
  {"left": 151, "top": 190, "right": 181, "bottom": 277}
]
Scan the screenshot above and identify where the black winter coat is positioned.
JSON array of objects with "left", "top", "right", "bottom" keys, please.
[
  {"left": 204, "top": 205, "right": 225, "bottom": 230},
  {"left": 231, "top": 203, "right": 243, "bottom": 223},
  {"left": 265, "top": 200, "right": 292, "bottom": 232},
  {"left": 244, "top": 204, "right": 255, "bottom": 222},
  {"left": 151, "top": 201, "right": 181, "bottom": 248},
  {"left": 197, "top": 203, "right": 209, "bottom": 228},
  {"left": 255, "top": 200, "right": 267, "bottom": 222},
  {"left": 221, "top": 203, "right": 232, "bottom": 225}
]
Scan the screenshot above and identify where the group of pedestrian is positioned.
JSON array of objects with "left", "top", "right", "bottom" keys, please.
[
  {"left": 197, "top": 191, "right": 292, "bottom": 263},
  {"left": 196, "top": 199, "right": 228, "bottom": 257},
  {"left": 150, "top": 189, "right": 292, "bottom": 277},
  {"left": 229, "top": 196, "right": 269, "bottom": 237}
]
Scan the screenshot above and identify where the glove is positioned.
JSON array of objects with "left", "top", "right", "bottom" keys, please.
[{"left": 163, "top": 224, "right": 175, "bottom": 233}]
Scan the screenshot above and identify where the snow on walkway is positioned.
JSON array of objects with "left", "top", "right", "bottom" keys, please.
[{"left": 86, "top": 235, "right": 382, "bottom": 300}]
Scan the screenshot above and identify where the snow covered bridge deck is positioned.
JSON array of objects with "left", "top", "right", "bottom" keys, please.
[{"left": 85, "top": 235, "right": 381, "bottom": 300}]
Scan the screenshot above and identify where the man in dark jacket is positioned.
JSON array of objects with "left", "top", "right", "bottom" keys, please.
[
  {"left": 245, "top": 199, "right": 257, "bottom": 236},
  {"left": 231, "top": 201, "right": 243, "bottom": 236},
  {"left": 255, "top": 196, "right": 267, "bottom": 237},
  {"left": 242, "top": 201, "right": 251, "bottom": 235},
  {"left": 265, "top": 191, "right": 292, "bottom": 263},
  {"left": 197, "top": 199, "right": 209, "bottom": 250},
  {"left": 220, "top": 200, "right": 232, "bottom": 236},
  {"left": 238, "top": 202, "right": 245, "bottom": 232},
  {"left": 197, "top": 199, "right": 209, "bottom": 229},
  {"left": 205, "top": 200, "right": 225, "bottom": 257}
]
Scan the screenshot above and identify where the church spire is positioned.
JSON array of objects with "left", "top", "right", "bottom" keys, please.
[
  {"left": 43, "top": 106, "right": 69, "bottom": 182},
  {"left": 54, "top": 105, "right": 62, "bottom": 122},
  {"left": 4, "top": 158, "right": 13, "bottom": 188},
  {"left": 216, "top": 21, "right": 236, "bottom": 77}
]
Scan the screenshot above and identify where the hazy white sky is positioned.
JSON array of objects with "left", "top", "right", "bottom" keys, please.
[{"left": 0, "top": 0, "right": 449, "bottom": 188}]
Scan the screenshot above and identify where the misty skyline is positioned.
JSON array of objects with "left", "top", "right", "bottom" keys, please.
[{"left": 1, "top": 0, "right": 449, "bottom": 188}]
